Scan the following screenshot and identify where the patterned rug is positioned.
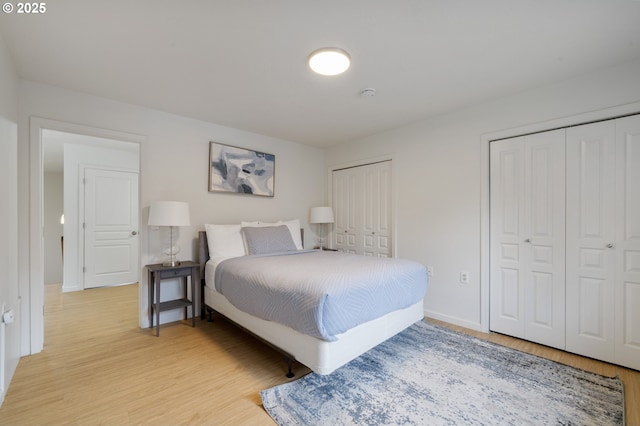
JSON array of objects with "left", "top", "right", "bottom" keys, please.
[{"left": 261, "top": 321, "right": 624, "bottom": 425}]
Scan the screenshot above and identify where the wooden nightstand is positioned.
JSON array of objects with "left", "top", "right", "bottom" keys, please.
[{"left": 147, "top": 261, "right": 199, "bottom": 336}]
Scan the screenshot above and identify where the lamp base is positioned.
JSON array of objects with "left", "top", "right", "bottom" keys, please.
[{"left": 162, "top": 260, "right": 181, "bottom": 267}]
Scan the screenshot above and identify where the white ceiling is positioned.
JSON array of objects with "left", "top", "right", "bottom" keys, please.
[{"left": 2, "top": 0, "right": 640, "bottom": 147}]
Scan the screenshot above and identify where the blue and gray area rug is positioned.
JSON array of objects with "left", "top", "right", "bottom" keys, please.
[{"left": 261, "top": 321, "right": 624, "bottom": 425}]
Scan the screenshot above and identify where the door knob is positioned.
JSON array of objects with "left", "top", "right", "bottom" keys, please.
[
  {"left": 131, "top": 231, "right": 138, "bottom": 236},
  {"left": 606, "top": 243, "right": 614, "bottom": 249},
  {"left": 524, "top": 238, "right": 531, "bottom": 243}
]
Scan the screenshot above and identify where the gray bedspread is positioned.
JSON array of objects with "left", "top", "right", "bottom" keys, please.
[{"left": 214, "top": 250, "right": 428, "bottom": 341}]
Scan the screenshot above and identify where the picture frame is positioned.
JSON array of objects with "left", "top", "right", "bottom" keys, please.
[{"left": 208, "top": 142, "right": 275, "bottom": 197}]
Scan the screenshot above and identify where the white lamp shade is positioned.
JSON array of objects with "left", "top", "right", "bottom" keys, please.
[
  {"left": 309, "top": 206, "right": 334, "bottom": 224},
  {"left": 148, "top": 201, "right": 191, "bottom": 227}
]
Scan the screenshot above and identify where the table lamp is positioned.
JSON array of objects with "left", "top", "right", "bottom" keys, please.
[
  {"left": 148, "top": 201, "right": 191, "bottom": 266},
  {"left": 309, "top": 206, "right": 334, "bottom": 250}
]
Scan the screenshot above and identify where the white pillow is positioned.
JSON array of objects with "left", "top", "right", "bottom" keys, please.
[
  {"left": 240, "top": 219, "right": 303, "bottom": 250},
  {"left": 204, "top": 224, "right": 245, "bottom": 259}
]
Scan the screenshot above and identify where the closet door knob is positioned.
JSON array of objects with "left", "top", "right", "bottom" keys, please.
[
  {"left": 524, "top": 238, "right": 531, "bottom": 243},
  {"left": 606, "top": 243, "right": 614, "bottom": 249}
]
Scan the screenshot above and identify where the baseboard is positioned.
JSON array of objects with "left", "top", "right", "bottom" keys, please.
[{"left": 423, "top": 309, "right": 483, "bottom": 332}]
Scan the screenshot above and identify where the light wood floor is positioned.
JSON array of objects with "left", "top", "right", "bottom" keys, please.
[{"left": 0, "top": 284, "right": 637, "bottom": 425}]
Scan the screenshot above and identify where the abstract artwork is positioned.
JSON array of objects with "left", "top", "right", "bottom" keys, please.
[{"left": 209, "top": 142, "right": 275, "bottom": 196}]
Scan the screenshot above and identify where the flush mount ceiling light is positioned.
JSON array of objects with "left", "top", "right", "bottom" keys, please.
[{"left": 308, "top": 47, "right": 351, "bottom": 76}]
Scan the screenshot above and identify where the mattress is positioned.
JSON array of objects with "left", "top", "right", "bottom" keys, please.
[{"left": 211, "top": 250, "right": 428, "bottom": 340}]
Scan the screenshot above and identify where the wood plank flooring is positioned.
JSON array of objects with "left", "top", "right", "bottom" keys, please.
[{"left": 0, "top": 283, "right": 637, "bottom": 425}]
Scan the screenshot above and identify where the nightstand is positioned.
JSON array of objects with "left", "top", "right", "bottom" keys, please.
[{"left": 147, "top": 261, "right": 199, "bottom": 336}]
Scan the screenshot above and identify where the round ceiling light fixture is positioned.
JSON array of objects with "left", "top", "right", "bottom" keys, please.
[{"left": 308, "top": 47, "right": 351, "bottom": 76}]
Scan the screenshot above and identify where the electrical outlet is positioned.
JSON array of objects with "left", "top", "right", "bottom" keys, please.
[
  {"left": 460, "top": 271, "right": 470, "bottom": 284},
  {"left": 426, "top": 266, "right": 434, "bottom": 277}
]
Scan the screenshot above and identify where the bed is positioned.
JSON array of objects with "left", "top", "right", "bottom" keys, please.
[{"left": 198, "top": 221, "right": 428, "bottom": 376}]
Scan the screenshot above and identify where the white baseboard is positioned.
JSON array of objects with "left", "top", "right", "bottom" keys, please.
[{"left": 423, "top": 309, "right": 484, "bottom": 332}]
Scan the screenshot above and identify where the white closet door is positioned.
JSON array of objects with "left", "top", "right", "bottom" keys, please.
[
  {"left": 490, "top": 129, "right": 565, "bottom": 349},
  {"left": 362, "top": 161, "right": 392, "bottom": 257},
  {"left": 524, "top": 131, "right": 566, "bottom": 348},
  {"left": 333, "top": 167, "right": 360, "bottom": 254},
  {"left": 614, "top": 114, "right": 640, "bottom": 370},
  {"left": 566, "top": 121, "right": 616, "bottom": 363},
  {"left": 333, "top": 161, "right": 392, "bottom": 257},
  {"left": 490, "top": 137, "right": 527, "bottom": 338}
]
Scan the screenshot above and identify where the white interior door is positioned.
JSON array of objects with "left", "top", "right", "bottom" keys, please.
[
  {"left": 614, "top": 114, "right": 640, "bottom": 370},
  {"left": 566, "top": 121, "right": 616, "bottom": 363},
  {"left": 84, "top": 168, "right": 139, "bottom": 289},
  {"left": 490, "top": 129, "right": 565, "bottom": 349}
]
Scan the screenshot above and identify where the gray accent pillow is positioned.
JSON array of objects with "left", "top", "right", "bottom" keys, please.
[{"left": 242, "top": 225, "right": 298, "bottom": 255}]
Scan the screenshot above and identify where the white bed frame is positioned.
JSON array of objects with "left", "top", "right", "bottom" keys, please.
[{"left": 198, "top": 231, "right": 424, "bottom": 376}]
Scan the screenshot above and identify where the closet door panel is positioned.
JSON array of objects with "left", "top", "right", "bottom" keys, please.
[
  {"left": 566, "top": 121, "right": 616, "bottom": 362},
  {"left": 376, "top": 162, "right": 392, "bottom": 258},
  {"left": 523, "top": 130, "right": 566, "bottom": 349},
  {"left": 333, "top": 168, "right": 360, "bottom": 254},
  {"left": 490, "top": 138, "right": 526, "bottom": 337},
  {"left": 615, "top": 114, "right": 640, "bottom": 370},
  {"left": 530, "top": 271, "right": 554, "bottom": 327},
  {"left": 363, "top": 167, "right": 376, "bottom": 254},
  {"left": 490, "top": 130, "right": 565, "bottom": 348},
  {"left": 362, "top": 162, "right": 392, "bottom": 257},
  {"left": 499, "top": 268, "right": 521, "bottom": 319}
]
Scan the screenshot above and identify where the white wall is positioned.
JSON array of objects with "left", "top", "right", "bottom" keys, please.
[
  {"left": 0, "top": 33, "right": 20, "bottom": 404},
  {"left": 17, "top": 80, "right": 326, "bottom": 349},
  {"left": 43, "top": 172, "right": 63, "bottom": 285},
  {"left": 62, "top": 142, "right": 139, "bottom": 292},
  {"left": 326, "top": 59, "right": 640, "bottom": 331}
]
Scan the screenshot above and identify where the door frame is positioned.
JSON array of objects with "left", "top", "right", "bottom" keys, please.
[
  {"left": 479, "top": 101, "right": 640, "bottom": 334},
  {"left": 28, "top": 117, "right": 145, "bottom": 355}
]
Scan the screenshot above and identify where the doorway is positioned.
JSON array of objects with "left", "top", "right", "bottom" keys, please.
[
  {"left": 30, "top": 118, "right": 144, "bottom": 355},
  {"left": 42, "top": 130, "right": 140, "bottom": 292}
]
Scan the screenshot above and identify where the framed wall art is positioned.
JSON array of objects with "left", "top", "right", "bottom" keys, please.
[{"left": 208, "top": 142, "right": 275, "bottom": 197}]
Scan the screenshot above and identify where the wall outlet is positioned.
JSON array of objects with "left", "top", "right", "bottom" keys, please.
[
  {"left": 460, "top": 271, "right": 470, "bottom": 284},
  {"left": 426, "top": 266, "right": 434, "bottom": 277}
]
